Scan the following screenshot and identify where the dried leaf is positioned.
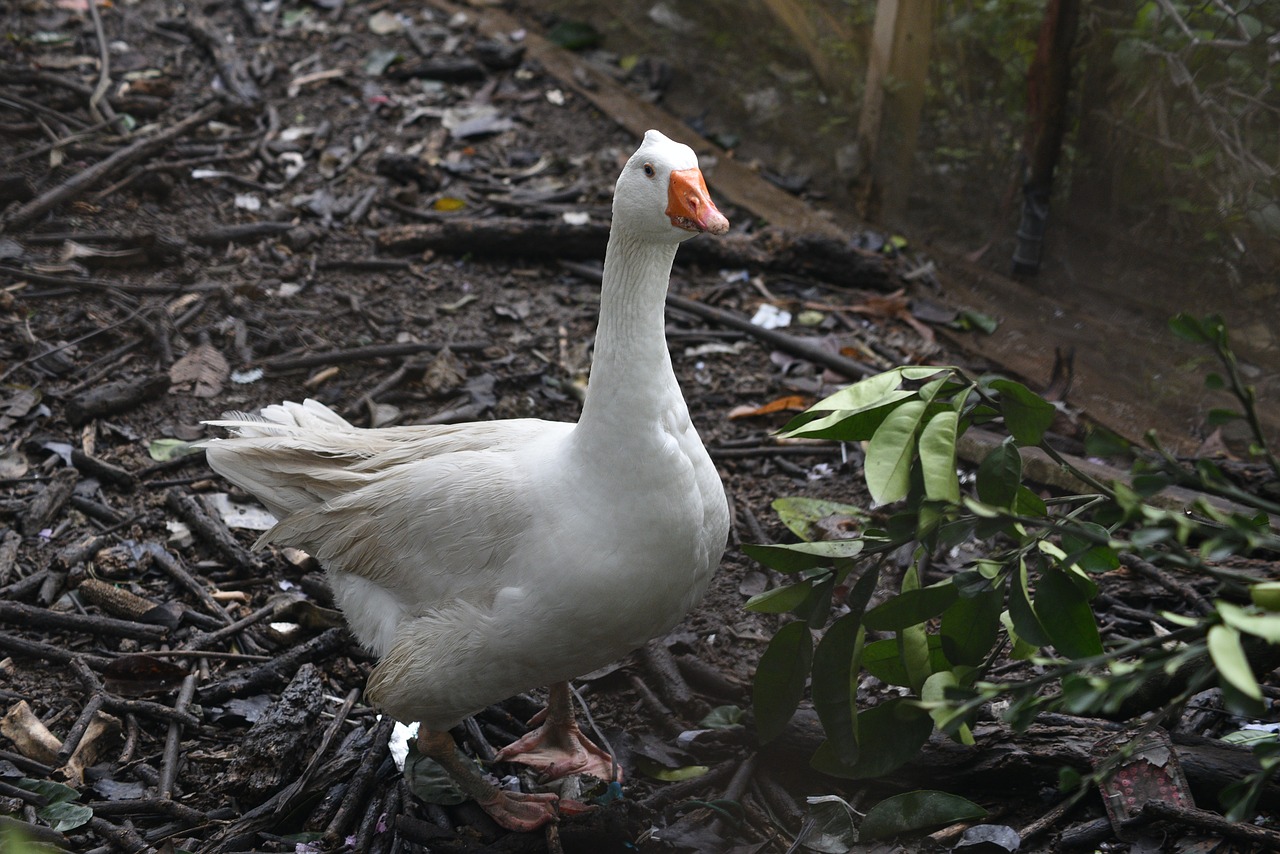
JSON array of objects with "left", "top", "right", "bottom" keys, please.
[
  {"left": 728, "top": 395, "right": 810, "bottom": 419},
  {"left": 432, "top": 196, "right": 466, "bottom": 212},
  {"left": 169, "top": 342, "right": 229, "bottom": 398},
  {"left": 422, "top": 347, "right": 465, "bottom": 396},
  {"left": 367, "top": 10, "right": 404, "bottom": 34}
]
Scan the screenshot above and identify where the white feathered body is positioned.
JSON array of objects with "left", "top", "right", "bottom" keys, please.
[
  {"left": 205, "top": 383, "right": 727, "bottom": 729},
  {"left": 203, "top": 131, "right": 730, "bottom": 730}
]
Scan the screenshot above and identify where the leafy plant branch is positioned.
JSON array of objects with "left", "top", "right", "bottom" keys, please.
[{"left": 745, "top": 314, "right": 1280, "bottom": 831}]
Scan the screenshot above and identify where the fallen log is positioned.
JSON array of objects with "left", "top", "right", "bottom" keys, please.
[
  {"left": 376, "top": 218, "right": 891, "bottom": 290},
  {"left": 766, "top": 709, "right": 1280, "bottom": 811},
  {"left": 224, "top": 663, "right": 326, "bottom": 803}
]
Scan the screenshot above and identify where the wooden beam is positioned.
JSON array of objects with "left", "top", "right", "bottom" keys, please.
[
  {"left": 430, "top": 0, "right": 847, "bottom": 239},
  {"left": 856, "top": 0, "right": 935, "bottom": 224}
]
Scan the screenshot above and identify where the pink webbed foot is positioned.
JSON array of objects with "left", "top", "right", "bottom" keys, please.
[
  {"left": 476, "top": 789, "right": 560, "bottom": 832},
  {"left": 416, "top": 726, "right": 560, "bottom": 832},
  {"left": 494, "top": 718, "right": 618, "bottom": 781},
  {"left": 493, "top": 682, "right": 622, "bottom": 783}
]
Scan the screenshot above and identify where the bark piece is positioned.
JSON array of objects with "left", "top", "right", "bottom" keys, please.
[
  {"left": 65, "top": 374, "right": 170, "bottom": 427},
  {"left": 60, "top": 710, "right": 122, "bottom": 787},
  {"left": 0, "top": 529, "right": 20, "bottom": 586},
  {"left": 20, "top": 468, "right": 78, "bottom": 535},
  {"left": 197, "top": 627, "right": 348, "bottom": 705},
  {"left": 70, "top": 449, "right": 137, "bottom": 492},
  {"left": 224, "top": 663, "right": 326, "bottom": 802},
  {"left": 164, "top": 490, "right": 263, "bottom": 574},
  {"left": 1, "top": 700, "right": 61, "bottom": 765}
]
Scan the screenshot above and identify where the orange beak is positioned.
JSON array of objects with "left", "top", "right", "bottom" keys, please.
[{"left": 666, "top": 167, "right": 730, "bottom": 235}]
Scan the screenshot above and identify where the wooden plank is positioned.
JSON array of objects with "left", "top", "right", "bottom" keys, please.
[
  {"left": 436, "top": 0, "right": 846, "bottom": 238},
  {"left": 856, "top": 0, "right": 935, "bottom": 223}
]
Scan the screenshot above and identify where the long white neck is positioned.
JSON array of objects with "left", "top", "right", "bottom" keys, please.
[{"left": 573, "top": 229, "right": 683, "bottom": 452}]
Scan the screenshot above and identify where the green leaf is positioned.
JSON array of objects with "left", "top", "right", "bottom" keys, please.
[
  {"left": 953, "top": 309, "right": 998, "bottom": 334},
  {"left": 635, "top": 758, "right": 710, "bottom": 781},
  {"left": 699, "top": 705, "right": 745, "bottom": 729},
  {"left": 1217, "top": 602, "right": 1280, "bottom": 643},
  {"left": 772, "top": 496, "right": 869, "bottom": 541},
  {"left": 919, "top": 409, "right": 960, "bottom": 503},
  {"left": 976, "top": 438, "right": 1022, "bottom": 508},
  {"left": 784, "top": 395, "right": 917, "bottom": 441},
  {"left": 38, "top": 800, "right": 93, "bottom": 832},
  {"left": 863, "top": 581, "right": 960, "bottom": 632},
  {"left": 16, "top": 778, "right": 80, "bottom": 805},
  {"left": 547, "top": 19, "right": 601, "bottom": 50},
  {"left": 1060, "top": 523, "right": 1120, "bottom": 573},
  {"left": 1208, "top": 625, "right": 1262, "bottom": 701},
  {"left": 921, "top": 670, "right": 974, "bottom": 741},
  {"left": 15, "top": 777, "right": 91, "bottom": 833},
  {"left": 1220, "top": 729, "right": 1279, "bottom": 748},
  {"left": 810, "top": 699, "right": 932, "bottom": 779},
  {"left": 1033, "top": 566, "right": 1103, "bottom": 658},
  {"left": 805, "top": 370, "right": 907, "bottom": 414},
  {"left": 803, "top": 795, "right": 861, "bottom": 852},
  {"left": 796, "top": 574, "right": 837, "bottom": 627},
  {"left": 745, "top": 580, "right": 814, "bottom": 613},
  {"left": 1001, "top": 610, "right": 1040, "bottom": 660},
  {"left": 1012, "top": 485, "right": 1047, "bottom": 517},
  {"left": 783, "top": 369, "right": 918, "bottom": 439},
  {"left": 862, "top": 635, "right": 949, "bottom": 686},
  {"left": 148, "top": 438, "right": 200, "bottom": 461},
  {"left": 753, "top": 620, "right": 813, "bottom": 743},
  {"left": 990, "top": 379, "right": 1056, "bottom": 445},
  {"left": 865, "top": 400, "right": 928, "bottom": 504},
  {"left": 897, "top": 563, "right": 932, "bottom": 693},
  {"left": 812, "top": 612, "right": 864, "bottom": 765},
  {"left": 1008, "top": 558, "right": 1051, "bottom": 648},
  {"left": 941, "top": 584, "right": 1004, "bottom": 667},
  {"left": 860, "top": 791, "right": 988, "bottom": 841},
  {"left": 1207, "top": 407, "right": 1244, "bottom": 425},
  {"left": 1168, "top": 312, "right": 1213, "bottom": 344},
  {"left": 404, "top": 751, "right": 468, "bottom": 806},
  {"left": 741, "top": 540, "right": 865, "bottom": 573}
]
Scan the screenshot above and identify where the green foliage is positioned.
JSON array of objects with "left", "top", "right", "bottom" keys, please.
[
  {"left": 859, "top": 790, "right": 987, "bottom": 841},
  {"left": 8, "top": 779, "right": 92, "bottom": 833},
  {"left": 747, "top": 317, "right": 1280, "bottom": 836}
]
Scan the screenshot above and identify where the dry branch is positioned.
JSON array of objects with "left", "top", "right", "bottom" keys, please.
[
  {"left": 377, "top": 218, "right": 891, "bottom": 290},
  {"left": 1, "top": 100, "right": 224, "bottom": 231}
]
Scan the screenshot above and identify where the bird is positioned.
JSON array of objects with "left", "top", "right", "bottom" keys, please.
[{"left": 202, "top": 129, "right": 731, "bottom": 831}]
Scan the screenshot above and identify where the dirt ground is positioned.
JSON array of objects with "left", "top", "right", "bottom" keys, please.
[{"left": 1, "top": 1, "right": 1277, "bottom": 852}]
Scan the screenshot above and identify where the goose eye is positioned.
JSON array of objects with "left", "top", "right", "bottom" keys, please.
[{"left": 642, "top": 163, "right": 655, "bottom": 178}]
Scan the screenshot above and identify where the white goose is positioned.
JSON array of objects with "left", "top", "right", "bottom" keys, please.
[{"left": 203, "top": 130, "right": 731, "bottom": 831}]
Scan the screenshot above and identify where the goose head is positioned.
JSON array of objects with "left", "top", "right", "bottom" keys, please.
[{"left": 612, "top": 129, "right": 729, "bottom": 244}]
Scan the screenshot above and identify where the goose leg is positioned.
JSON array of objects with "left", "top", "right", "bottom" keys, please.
[
  {"left": 493, "top": 682, "right": 620, "bottom": 782},
  {"left": 417, "top": 727, "right": 559, "bottom": 832}
]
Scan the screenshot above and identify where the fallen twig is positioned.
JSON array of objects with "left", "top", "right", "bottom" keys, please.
[
  {"left": 197, "top": 627, "right": 349, "bottom": 705},
  {"left": 261, "top": 340, "right": 490, "bottom": 372},
  {"left": 665, "top": 293, "right": 878, "bottom": 380},
  {"left": 2, "top": 100, "right": 224, "bottom": 231},
  {"left": 155, "top": 17, "right": 262, "bottom": 107},
  {"left": 160, "top": 670, "right": 198, "bottom": 798},
  {"left": 0, "top": 599, "right": 168, "bottom": 642},
  {"left": 164, "top": 491, "right": 263, "bottom": 576},
  {"left": 0, "top": 631, "right": 113, "bottom": 669},
  {"left": 144, "top": 541, "right": 237, "bottom": 625}
]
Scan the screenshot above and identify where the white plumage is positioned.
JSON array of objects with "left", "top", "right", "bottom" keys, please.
[{"left": 203, "top": 130, "right": 730, "bottom": 829}]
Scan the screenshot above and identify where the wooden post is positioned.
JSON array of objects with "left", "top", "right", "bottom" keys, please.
[
  {"left": 1012, "top": 0, "right": 1081, "bottom": 275},
  {"left": 856, "top": 0, "right": 935, "bottom": 225}
]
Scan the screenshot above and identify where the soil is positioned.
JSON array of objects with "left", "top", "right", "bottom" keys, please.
[{"left": 0, "top": 2, "right": 1276, "bottom": 853}]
